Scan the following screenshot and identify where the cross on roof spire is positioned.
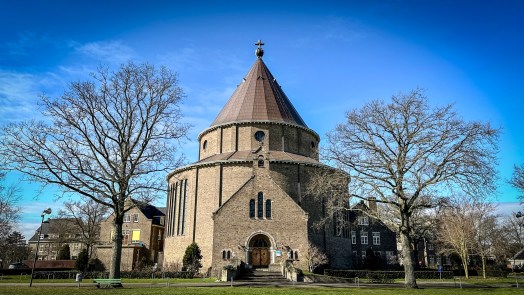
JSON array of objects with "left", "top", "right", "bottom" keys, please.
[{"left": 255, "top": 40, "right": 264, "bottom": 58}]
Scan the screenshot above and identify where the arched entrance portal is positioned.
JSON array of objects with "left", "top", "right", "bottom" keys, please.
[{"left": 249, "top": 234, "right": 270, "bottom": 268}]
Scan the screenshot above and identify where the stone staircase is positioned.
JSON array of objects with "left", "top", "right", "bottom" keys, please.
[{"left": 236, "top": 269, "right": 290, "bottom": 285}]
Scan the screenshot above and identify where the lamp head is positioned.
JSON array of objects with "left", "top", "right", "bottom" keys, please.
[
  {"left": 41, "top": 208, "right": 52, "bottom": 217},
  {"left": 517, "top": 211, "right": 523, "bottom": 218}
]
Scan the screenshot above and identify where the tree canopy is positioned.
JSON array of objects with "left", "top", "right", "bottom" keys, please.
[
  {"left": 0, "top": 62, "right": 189, "bottom": 278},
  {"left": 322, "top": 89, "right": 499, "bottom": 288}
]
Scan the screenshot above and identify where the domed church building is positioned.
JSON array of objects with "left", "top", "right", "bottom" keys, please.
[{"left": 163, "top": 41, "right": 350, "bottom": 273}]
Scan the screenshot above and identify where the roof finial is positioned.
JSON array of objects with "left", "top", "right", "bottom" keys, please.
[{"left": 255, "top": 40, "right": 264, "bottom": 59}]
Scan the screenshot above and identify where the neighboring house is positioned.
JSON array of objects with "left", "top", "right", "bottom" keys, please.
[
  {"left": 28, "top": 218, "right": 86, "bottom": 260},
  {"left": 510, "top": 248, "right": 524, "bottom": 270},
  {"left": 344, "top": 198, "right": 398, "bottom": 269},
  {"left": 414, "top": 238, "right": 439, "bottom": 268},
  {"left": 96, "top": 200, "right": 165, "bottom": 271}
]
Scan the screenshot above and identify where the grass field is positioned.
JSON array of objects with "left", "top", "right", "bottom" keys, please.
[
  {"left": 0, "top": 275, "right": 217, "bottom": 284},
  {"left": 1, "top": 275, "right": 522, "bottom": 294},
  {"left": 0, "top": 286, "right": 522, "bottom": 295}
]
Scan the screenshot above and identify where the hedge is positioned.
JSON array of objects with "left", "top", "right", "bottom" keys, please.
[{"left": 324, "top": 269, "right": 455, "bottom": 281}]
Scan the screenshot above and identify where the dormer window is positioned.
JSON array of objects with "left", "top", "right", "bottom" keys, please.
[{"left": 358, "top": 216, "right": 369, "bottom": 225}]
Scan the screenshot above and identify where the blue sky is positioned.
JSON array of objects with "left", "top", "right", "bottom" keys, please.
[{"left": 1, "top": 0, "right": 523, "bottom": 239}]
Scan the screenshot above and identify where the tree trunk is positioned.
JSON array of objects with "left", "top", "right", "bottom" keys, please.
[
  {"left": 460, "top": 246, "right": 469, "bottom": 279},
  {"left": 481, "top": 255, "right": 486, "bottom": 279},
  {"left": 110, "top": 218, "right": 123, "bottom": 279},
  {"left": 400, "top": 212, "right": 418, "bottom": 288}
]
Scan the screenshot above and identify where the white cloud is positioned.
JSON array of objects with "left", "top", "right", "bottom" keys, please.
[
  {"left": 0, "top": 70, "right": 68, "bottom": 123},
  {"left": 76, "top": 40, "right": 137, "bottom": 64},
  {"left": 495, "top": 202, "right": 522, "bottom": 217},
  {"left": 0, "top": 71, "right": 42, "bottom": 122}
]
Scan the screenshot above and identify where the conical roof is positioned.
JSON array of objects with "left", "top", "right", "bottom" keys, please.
[{"left": 210, "top": 58, "right": 307, "bottom": 128}]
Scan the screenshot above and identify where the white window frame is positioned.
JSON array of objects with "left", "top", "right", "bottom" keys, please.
[
  {"left": 124, "top": 213, "right": 131, "bottom": 223},
  {"left": 360, "top": 231, "right": 368, "bottom": 244},
  {"left": 372, "top": 232, "right": 380, "bottom": 245},
  {"left": 133, "top": 213, "right": 139, "bottom": 223},
  {"left": 358, "top": 216, "right": 369, "bottom": 225},
  {"left": 351, "top": 231, "right": 356, "bottom": 244}
]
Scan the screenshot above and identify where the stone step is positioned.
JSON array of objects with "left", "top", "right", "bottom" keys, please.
[{"left": 237, "top": 270, "right": 288, "bottom": 283}]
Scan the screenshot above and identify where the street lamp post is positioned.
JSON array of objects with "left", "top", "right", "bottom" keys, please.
[
  {"left": 29, "top": 208, "right": 52, "bottom": 287},
  {"left": 514, "top": 211, "right": 523, "bottom": 272}
]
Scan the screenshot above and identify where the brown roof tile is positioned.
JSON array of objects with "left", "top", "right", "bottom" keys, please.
[{"left": 211, "top": 58, "right": 307, "bottom": 127}]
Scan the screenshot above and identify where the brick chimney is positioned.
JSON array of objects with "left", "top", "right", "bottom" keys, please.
[{"left": 368, "top": 197, "right": 377, "bottom": 213}]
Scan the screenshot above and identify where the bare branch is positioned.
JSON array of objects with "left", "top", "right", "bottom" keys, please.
[{"left": 0, "top": 62, "right": 189, "bottom": 278}]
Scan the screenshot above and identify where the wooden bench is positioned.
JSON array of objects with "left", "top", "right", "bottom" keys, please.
[{"left": 93, "top": 278, "right": 122, "bottom": 288}]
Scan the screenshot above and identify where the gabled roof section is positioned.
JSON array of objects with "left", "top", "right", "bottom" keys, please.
[{"left": 211, "top": 57, "right": 307, "bottom": 128}]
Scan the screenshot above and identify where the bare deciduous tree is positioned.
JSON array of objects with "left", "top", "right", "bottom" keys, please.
[
  {"left": 58, "top": 196, "right": 109, "bottom": 259},
  {"left": 0, "top": 62, "right": 189, "bottom": 278},
  {"left": 511, "top": 164, "right": 524, "bottom": 202},
  {"left": 437, "top": 197, "right": 476, "bottom": 279},
  {"left": 471, "top": 202, "right": 498, "bottom": 279},
  {"left": 501, "top": 213, "right": 524, "bottom": 255},
  {"left": 321, "top": 89, "right": 499, "bottom": 288},
  {"left": 0, "top": 173, "right": 20, "bottom": 241},
  {"left": 304, "top": 241, "right": 329, "bottom": 273}
]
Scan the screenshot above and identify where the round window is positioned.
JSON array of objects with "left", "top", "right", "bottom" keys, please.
[{"left": 254, "top": 131, "right": 265, "bottom": 142}]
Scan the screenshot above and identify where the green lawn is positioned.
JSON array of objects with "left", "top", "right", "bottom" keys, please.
[
  {"left": 0, "top": 275, "right": 216, "bottom": 284},
  {"left": 1, "top": 275, "right": 522, "bottom": 294},
  {"left": 0, "top": 286, "right": 522, "bottom": 295}
]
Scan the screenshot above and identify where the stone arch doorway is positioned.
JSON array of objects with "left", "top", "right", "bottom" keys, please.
[{"left": 249, "top": 234, "right": 271, "bottom": 268}]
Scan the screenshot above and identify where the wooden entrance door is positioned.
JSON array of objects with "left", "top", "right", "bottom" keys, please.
[{"left": 251, "top": 247, "right": 270, "bottom": 267}]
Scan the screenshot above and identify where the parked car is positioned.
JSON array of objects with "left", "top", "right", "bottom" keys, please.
[{"left": 8, "top": 262, "right": 29, "bottom": 269}]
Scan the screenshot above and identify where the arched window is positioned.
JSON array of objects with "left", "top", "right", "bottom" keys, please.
[
  {"left": 265, "top": 199, "right": 272, "bottom": 218},
  {"left": 257, "top": 192, "right": 264, "bottom": 219},
  {"left": 227, "top": 250, "right": 231, "bottom": 259},
  {"left": 249, "top": 199, "right": 255, "bottom": 218},
  {"left": 203, "top": 140, "right": 208, "bottom": 150},
  {"left": 258, "top": 155, "right": 264, "bottom": 167},
  {"left": 222, "top": 250, "right": 226, "bottom": 260}
]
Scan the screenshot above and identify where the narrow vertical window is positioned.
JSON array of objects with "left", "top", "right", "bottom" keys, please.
[
  {"left": 227, "top": 251, "right": 231, "bottom": 259},
  {"left": 294, "top": 251, "right": 298, "bottom": 260},
  {"left": 257, "top": 192, "right": 263, "bottom": 219},
  {"left": 265, "top": 199, "right": 272, "bottom": 218},
  {"left": 249, "top": 199, "right": 255, "bottom": 218},
  {"left": 171, "top": 182, "right": 178, "bottom": 236},
  {"left": 177, "top": 180, "right": 183, "bottom": 236},
  {"left": 181, "top": 179, "right": 188, "bottom": 235}
]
